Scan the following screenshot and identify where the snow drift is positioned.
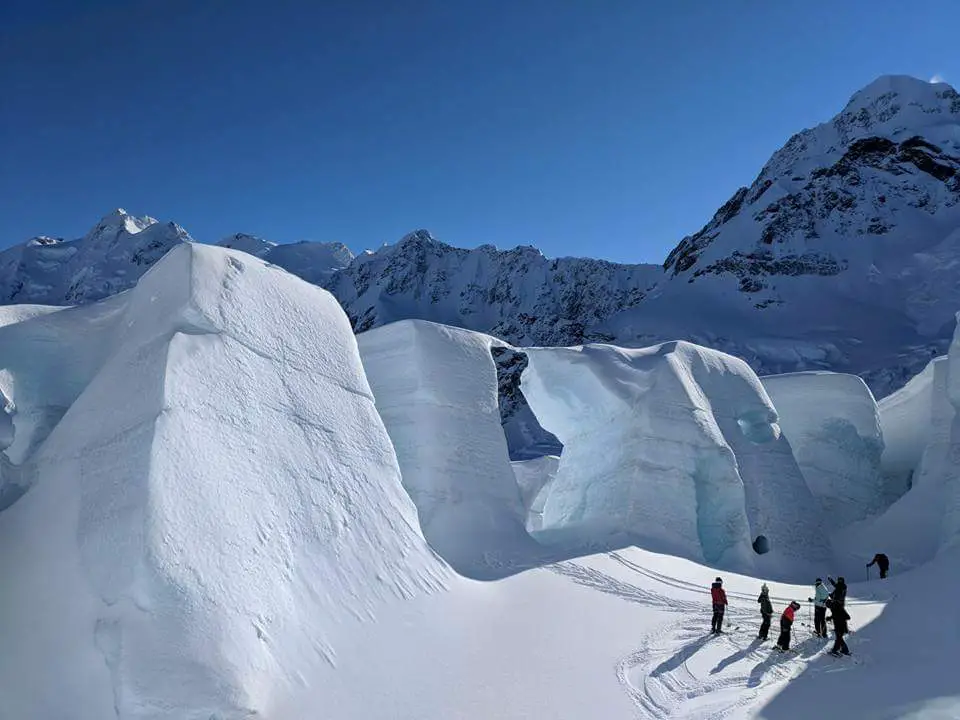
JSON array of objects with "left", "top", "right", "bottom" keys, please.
[
  {"left": 0, "top": 244, "right": 447, "bottom": 719},
  {"left": 761, "top": 372, "right": 892, "bottom": 528},
  {"left": 357, "top": 320, "right": 537, "bottom": 578},
  {"left": 519, "top": 341, "right": 831, "bottom": 578}
]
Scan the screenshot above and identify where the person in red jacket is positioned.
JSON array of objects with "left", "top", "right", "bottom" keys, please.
[
  {"left": 775, "top": 601, "right": 801, "bottom": 651},
  {"left": 710, "top": 577, "right": 728, "bottom": 633}
]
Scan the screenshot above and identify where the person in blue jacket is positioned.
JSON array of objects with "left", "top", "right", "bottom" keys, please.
[{"left": 807, "top": 578, "right": 830, "bottom": 638}]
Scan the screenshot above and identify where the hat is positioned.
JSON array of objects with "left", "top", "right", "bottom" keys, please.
[
  {"left": 815, "top": 578, "right": 822, "bottom": 584},
  {"left": 760, "top": 583, "right": 769, "bottom": 593},
  {"left": 790, "top": 601, "right": 801, "bottom": 609},
  {"left": 715, "top": 577, "right": 722, "bottom": 583}
]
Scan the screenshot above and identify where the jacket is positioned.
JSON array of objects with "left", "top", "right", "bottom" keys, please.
[
  {"left": 827, "top": 577, "right": 847, "bottom": 607},
  {"left": 711, "top": 582, "right": 727, "bottom": 606},
  {"left": 826, "top": 599, "right": 850, "bottom": 634},
  {"left": 781, "top": 605, "right": 795, "bottom": 627},
  {"left": 868, "top": 553, "right": 889, "bottom": 570},
  {"left": 758, "top": 592, "right": 773, "bottom": 616},
  {"left": 812, "top": 583, "right": 830, "bottom": 607}
]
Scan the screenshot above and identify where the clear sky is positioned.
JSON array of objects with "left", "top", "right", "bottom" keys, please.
[{"left": 1, "top": 0, "right": 957, "bottom": 263}]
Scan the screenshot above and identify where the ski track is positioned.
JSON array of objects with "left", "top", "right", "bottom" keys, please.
[{"left": 553, "top": 555, "right": 856, "bottom": 720}]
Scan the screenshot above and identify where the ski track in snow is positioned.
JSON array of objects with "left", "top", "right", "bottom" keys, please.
[{"left": 554, "top": 554, "right": 861, "bottom": 720}]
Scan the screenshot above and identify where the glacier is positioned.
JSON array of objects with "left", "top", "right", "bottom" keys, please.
[
  {"left": 357, "top": 320, "right": 540, "bottom": 578},
  {"left": 761, "top": 371, "right": 893, "bottom": 529},
  {"left": 0, "top": 244, "right": 447, "bottom": 718},
  {"left": 518, "top": 341, "right": 831, "bottom": 578}
]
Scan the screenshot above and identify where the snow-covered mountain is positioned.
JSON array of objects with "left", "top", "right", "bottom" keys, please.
[
  {"left": 0, "top": 210, "right": 355, "bottom": 305},
  {"left": 7, "top": 75, "right": 960, "bottom": 398},
  {"left": 327, "top": 230, "right": 662, "bottom": 345}
]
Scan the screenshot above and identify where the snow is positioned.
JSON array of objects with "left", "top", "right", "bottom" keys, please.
[
  {"left": 356, "top": 320, "right": 538, "bottom": 578},
  {"left": 0, "top": 242, "right": 955, "bottom": 716},
  {"left": 519, "top": 341, "right": 831, "bottom": 580},
  {"left": 0, "top": 244, "right": 446, "bottom": 718},
  {"left": 761, "top": 372, "right": 893, "bottom": 528}
]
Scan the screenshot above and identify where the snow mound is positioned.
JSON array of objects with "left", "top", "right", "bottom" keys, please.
[
  {"left": 0, "top": 244, "right": 446, "bottom": 719},
  {"left": 519, "top": 341, "right": 831, "bottom": 578},
  {"left": 357, "top": 320, "right": 537, "bottom": 578},
  {"left": 761, "top": 371, "right": 892, "bottom": 528}
]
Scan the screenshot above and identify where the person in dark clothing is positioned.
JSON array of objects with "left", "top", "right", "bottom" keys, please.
[
  {"left": 757, "top": 583, "right": 773, "bottom": 640},
  {"left": 775, "top": 601, "right": 801, "bottom": 651},
  {"left": 808, "top": 578, "right": 830, "bottom": 638},
  {"left": 710, "top": 577, "right": 728, "bottom": 633},
  {"left": 867, "top": 553, "right": 890, "bottom": 579},
  {"left": 827, "top": 576, "right": 847, "bottom": 608},
  {"left": 825, "top": 597, "right": 851, "bottom": 656}
]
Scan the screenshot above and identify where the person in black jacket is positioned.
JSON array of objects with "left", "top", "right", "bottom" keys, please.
[
  {"left": 757, "top": 584, "right": 773, "bottom": 640},
  {"left": 867, "top": 553, "right": 890, "bottom": 579},
  {"left": 825, "top": 596, "right": 851, "bottom": 656},
  {"left": 827, "top": 576, "right": 847, "bottom": 607}
]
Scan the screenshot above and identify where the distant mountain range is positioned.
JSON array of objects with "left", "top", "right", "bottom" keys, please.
[{"left": 7, "top": 74, "right": 960, "bottom": 399}]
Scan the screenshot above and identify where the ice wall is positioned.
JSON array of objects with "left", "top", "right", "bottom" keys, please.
[
  {"left": 762, "top": 372, "right": 890, "bottom": 528},
  {"left": 519, "top": 341, "right": 830, "bottom": 576},
  {"left": 0, "top": 245, "right": 447, "bottom": 719},
  {"left": 357, "top": 320, "right": 537, "bottom": 578},
  {"left": 856, "top": 311, "right": 960, "bottom": 567}
]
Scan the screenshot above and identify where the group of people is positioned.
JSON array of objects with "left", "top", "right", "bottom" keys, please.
[{"left": 708, "top": 551, "right": 889, "bottom": 659}]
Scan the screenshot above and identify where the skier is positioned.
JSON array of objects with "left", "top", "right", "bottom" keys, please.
[
  {"left": 827, "top": 576, "right": 847, "bottom": 608},
  {"left": 867, "top": 552, "right": 890, "bottom": 579},
  {"left": 710, "top": 577, "right": 728, "bottom": 633},
  {"left": 807, "top": 578, "right": 830, "bottom": 637},
  {"left": 825, "top": 596, "right": 851, "bottom": 656},
  {"left": 757, "top": 583, "right": 773, "bottom": 640},
  {"left": 775, "top": 601, "right": 801, "bottom": 652}
]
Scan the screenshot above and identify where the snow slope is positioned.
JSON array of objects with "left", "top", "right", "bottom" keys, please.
[
  {"left": 519, "top": 341, "right": 830, "bottom": 580},
  {"left": 0, "top": 244, "right": 446, "bottom": 718},
  {"left": 761, "top": 372, "right": 894, "bottom": 528}
]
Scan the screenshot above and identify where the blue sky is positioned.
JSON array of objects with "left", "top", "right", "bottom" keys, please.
[{"left": 1, "top": 0, "right": 957, "bottom": 263}]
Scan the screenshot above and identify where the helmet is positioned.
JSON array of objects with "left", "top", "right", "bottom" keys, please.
[
  {"left": 761, "top": 583, "right": 769, "bottom": 593},
  {"left": 790, "top": 601, "right": 801, "bottom": 609},
  {"left": 815, "top": 578, "right": 822, "bottom": 584},
  {"left": 715, "top": 577, "right": 722, "bottom": 584}
]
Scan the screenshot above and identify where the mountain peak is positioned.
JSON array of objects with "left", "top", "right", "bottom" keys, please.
[
  {"left": 843, "top": 74, "right": 958, "bottom": 115},
  {"left": 398, "top": 229, "right": 438, "bottom": 247},
  {"left": 86, "top": 208, "right": 157, "bottom": 240}
]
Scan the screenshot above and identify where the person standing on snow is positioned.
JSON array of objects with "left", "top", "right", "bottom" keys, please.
[
  {"left": 827, "top": 576, "right": 847, "bottom": 608},
  {"left": 757, "top": 584, "right": 773, "bottom": 640},
  {"left": 867, "top": 553, "right": 890, "bottom": 579},
  {"left": 807, "top": 578, "right": 830, "bottom": 637},
  {"left": 775, "top": 601, "right": 801, "bottom": 652},
  {"left": 825, "top": 596, "right": 851, "bottom": 656},
  {"left": 710, "top": 577, "right": 728, "bottom": 633}
]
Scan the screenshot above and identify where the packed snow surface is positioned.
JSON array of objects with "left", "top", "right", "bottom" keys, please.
[
  {"left": 519, "top": 341, "right": 831, "bottom": 580},
  {"left": 761, "top": 372, "right": 893, "bottom": 528}
]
